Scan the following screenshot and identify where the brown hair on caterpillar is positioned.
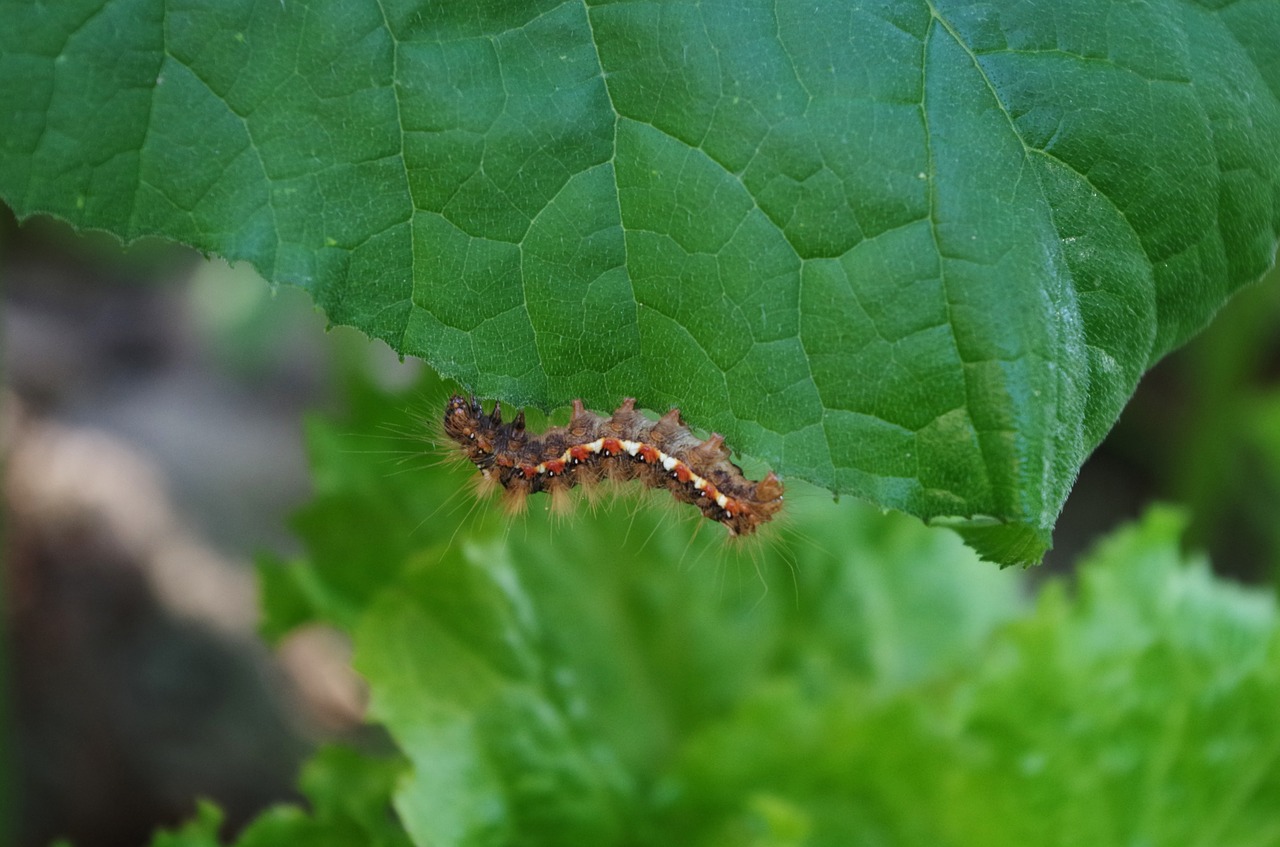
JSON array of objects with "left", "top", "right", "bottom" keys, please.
[{"left": 443, "top": 394, "right": 784, "bottom": 536}]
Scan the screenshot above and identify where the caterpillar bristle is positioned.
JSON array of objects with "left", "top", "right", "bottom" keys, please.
[
  {"left": 549, "top": 484, "right": 574, "bottom": 516},
  {"left": 470, "top": 469, "right": 500, "bottom": 500},
  {"left": 576, "top": 472, "right": 604, "bottom": 509},
  {"left": 500, "top": 485, "right": 529, "bottom": 517}
]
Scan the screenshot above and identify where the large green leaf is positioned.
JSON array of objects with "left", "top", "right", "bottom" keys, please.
[{"left": 4, "top": 0, "right": 1279, "bottom": 562}]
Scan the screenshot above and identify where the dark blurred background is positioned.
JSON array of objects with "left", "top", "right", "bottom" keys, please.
[
  {"left": 1, "top": 207, "right": 411, "bottom": 847},
  {"left": 1, "top": 204, "right": 1278, "bottom": 846}
]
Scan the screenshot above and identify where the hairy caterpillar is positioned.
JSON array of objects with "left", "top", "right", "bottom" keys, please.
[{"left": 443, "top": 395, "right": 785, "bottom": 536}]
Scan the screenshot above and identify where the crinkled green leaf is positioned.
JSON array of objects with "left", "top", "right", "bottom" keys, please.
[
  {"left": 150, "top": 801, "right": 224, "bottom": 847},
  {"left": 255, "top": 384, "right": 1280, "bottom": 847},
  {"left": 353, "top": 499, "right": 1025, "bottom": 847},
  {"left": 671, "top": 508, "right": 1280, "bottom": 846},
  {"left": 234, "top": 747, "right": 412, "bottom": 847},
  {"left": 260, "top": 373, "right": 1022, "bottom": 675},
  {"left": 302, "top": 382, "right": 1025, "bottom": 845},
  {"left": 149, "top": 748, "right": 412, "bottom": 847},
  {"left": 256, "top": 373, "right": 490, "bottom": 639},
  {"left": 5, "top": 1, "right": 1279, "bottom": 563}
]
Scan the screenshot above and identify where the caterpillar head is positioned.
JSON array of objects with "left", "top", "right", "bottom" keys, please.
[{"left": 444, "top": 394, "right": 525, "bottom": 471}]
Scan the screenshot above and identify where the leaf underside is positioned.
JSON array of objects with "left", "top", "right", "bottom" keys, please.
[{"left": 3, "top": 0, "right": 1279, "bottom": 563}]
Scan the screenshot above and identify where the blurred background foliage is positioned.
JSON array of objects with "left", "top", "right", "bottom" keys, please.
[
  {"left": 3, "top": 209, "right": 1280, "bottom": 845},
  {"left": 1106, "top": 275, "right": 1280, "bottom": 584}
]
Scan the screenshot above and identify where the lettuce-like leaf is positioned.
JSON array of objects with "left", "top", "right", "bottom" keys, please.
[{"left": 229, "top": 384, "right": 1280, "bottom": 845}]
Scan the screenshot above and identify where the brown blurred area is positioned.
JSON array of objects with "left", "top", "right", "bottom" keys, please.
[{"left": 1, "top": 208, "right": 373, "bottom": 847}]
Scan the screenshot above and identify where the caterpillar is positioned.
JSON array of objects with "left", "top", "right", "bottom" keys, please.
[{"left": 443, "top": 395, "right": 785, "bottom": 536}]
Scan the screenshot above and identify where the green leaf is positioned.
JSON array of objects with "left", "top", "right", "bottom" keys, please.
[
  {"left": 670, "top": 508, "right": 1280, "bottom": 846},
  {"left": 260, "top": 384, "right": 1280, "bottom": 846},
  {"left": 4, "top": 1, "right": 1280, "bottom": 563},
  {"left": 333, "top": 415, "right": 1025, "bottom": 842},
  {"left": 149, "top": 748, "right": 412, "bottom": 847},
  {"left": 150, "top": 801, "right": 225, "bottom": 847},
  {"left": 256, "top": 372, "right": 493, "bottom": 638},
  {"left": 352, "top": 501, "right": 1027, "bottom": 847},
  {"left": 234, "top": 747, "right": 412, "bottom": 847}
]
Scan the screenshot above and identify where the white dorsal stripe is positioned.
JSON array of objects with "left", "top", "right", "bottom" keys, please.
[{"left": 525, "top": 438, "right": 731, "bottom": 506}]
